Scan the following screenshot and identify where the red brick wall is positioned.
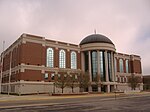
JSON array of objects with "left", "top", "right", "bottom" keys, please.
[
  {"left": 54, "top": 48, "right": 59, "bottom": 68},
  {"left": 66, "top": 50, "right": 70, "bottom": 68},
  {"left": 20, "top": 70, "right": 42, "bottom": 81},
  {"left": 116, "top": 58, "right": 119, "bottom": 72},
  {"left": 131, "top": 60, "right": 142, "bottom": 74},
  {"left": 21, "top": 42, "right": 44, "bottom": 66},
  {"left": 77, "top": 52, "right": 81, "bottom": 69}
]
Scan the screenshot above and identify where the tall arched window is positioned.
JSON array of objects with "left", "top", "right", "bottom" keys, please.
[
  {"left": 99, "top": 51, "right": 105, "bottom": 81},
  {"left": 71, "top": 51, "right": 77, "bottom": 69},
  {"left": 46, "top": 48, "right": 54, "bottom": 67},
  {"left": 59, "top": 49, "right": 66, "bottom": 68},
  {"left": 119, "top": 59, "right": 124, "bottom": 73},
  {"left": 126, "top": 60, "right": 129, "bottom": 73},
  {"left": 114, "top": 58, "right": 117, "bottom": 73}
]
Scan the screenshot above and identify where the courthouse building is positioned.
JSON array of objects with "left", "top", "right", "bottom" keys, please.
[{"left": 0, "top": 33, "right": 143, "bottom": 95}]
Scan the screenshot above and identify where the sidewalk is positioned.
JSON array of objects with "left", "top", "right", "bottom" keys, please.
[{"left": 0, "top": 92, "right": 149, "bottom": 102}]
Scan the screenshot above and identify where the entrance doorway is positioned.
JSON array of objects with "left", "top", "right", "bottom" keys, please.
[
  {"left": 92, "top": 85, "right": 98, "bottom": 92},
  {"left": 84, "top": 87, "right": 88, "bottom": 92},
  {"left": 101, "top": 85, "right": 107, "bottom": 92}
]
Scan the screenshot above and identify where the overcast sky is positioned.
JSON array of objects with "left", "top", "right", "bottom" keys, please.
[{"left": 0, "top": 0, "right": 150, "bottom": 75}]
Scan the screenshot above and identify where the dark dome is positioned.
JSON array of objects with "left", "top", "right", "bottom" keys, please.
[{"left": 80, "top": 34, "right": 114, "bottom": 45}]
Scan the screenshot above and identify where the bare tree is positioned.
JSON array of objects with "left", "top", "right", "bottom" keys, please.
[
  {"left": 93, "top": 74, "right": 101, "bottom": 91},
  {"left": 78, "top": 72, "right": 90, "bottom": 92},
  {"left": 128, "top": 74, "right": 142, "bottom": 90},
  {"left": 67, "top": 75, "right": 78, "bottom": 93},
  {"left": 55, "top": 74, "right": 68, "bottom": 93}
]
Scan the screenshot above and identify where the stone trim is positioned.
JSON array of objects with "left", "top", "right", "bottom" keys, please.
[{"left": 80, "top": 43, "right": 115, "bottom": 51}]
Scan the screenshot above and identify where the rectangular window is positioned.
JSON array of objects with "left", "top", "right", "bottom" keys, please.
[
  {"left": 57, "top": 74, "right": 61, "bottom": 80},
  {"left": 44, "top": 73, "right": 48, "bottom": 79},
  {"left": 84, "top": 51, "right": 89, "bottom": 72},
  {"left": 122, "top": 77, "right": 124, "bottom": 83},
  {"left": 116, "top": 77, "right": 118, "bottom": 82},
  {"left": 75, "top": 75, "right": 78, "bottom": 79},
  {"left": 91, "top": 51, "right": 98, "bottom": 81},
  {"left": 107, "top": 52, "right": 112, "bottom": 81},
  {"left": 51, "top": 73, "right": 55, "bottom": 80},
  {"left": 100, "top": 51, "right": 105, "bottom": 81}
]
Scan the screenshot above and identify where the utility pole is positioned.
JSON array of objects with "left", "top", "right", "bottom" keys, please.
[
  {"left": 8, "top": 51, "right": 12, "bottom": 96},
  {"left": 0, "top": 41, "right": 5, "bottom": 94}
]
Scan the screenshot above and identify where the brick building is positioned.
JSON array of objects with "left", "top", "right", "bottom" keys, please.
[
  {"left": 143, "top": 75, "right": 150, "bottom": 91},
  {"left": 0, "top": 33, "right": 143, "bottom": 95}
]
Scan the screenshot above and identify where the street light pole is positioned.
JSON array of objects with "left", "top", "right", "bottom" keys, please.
[
  {"left": 8, "top": 51, "right": 12, "bottom": 96},
  {"left": 0, "top": 41, "right": 5, "bottom": 94}
]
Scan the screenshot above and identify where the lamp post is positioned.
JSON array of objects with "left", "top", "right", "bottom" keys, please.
[
  {"left": 0, "top": 41, "right": 5, "bottom": 94},
  {"left": 8, "top": 51, "right": 12, "bottom": 96},
  {"left": 114, "top": 85, "right": 118, "bottom": 100}
]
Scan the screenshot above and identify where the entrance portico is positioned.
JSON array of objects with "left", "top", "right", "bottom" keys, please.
[{"left": 80, "top": 34, "right": 116, "bottom": 93}]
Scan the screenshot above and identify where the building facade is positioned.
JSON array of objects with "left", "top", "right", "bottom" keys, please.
[{"left": 0, "top": 33, "right": 143, "bottom": 95}]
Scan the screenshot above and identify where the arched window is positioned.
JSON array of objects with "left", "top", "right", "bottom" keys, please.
[
  {"left": 59, "top": 49, "right": 66, "bottom": 68},
  {"left": 119, "top": 59, "right": 124, "bottom": 73},
  {"left": 46, "top": 48, "right": 54, "bottom": 67},
  {"left": 126, "top": 60, "right": 129, "bottom": 73},
  {"left": 114, "top": 58, "right": 117, "bottom": 72},
  {"left": 71, "top": 51, "right": 77, "bottom": 69}
]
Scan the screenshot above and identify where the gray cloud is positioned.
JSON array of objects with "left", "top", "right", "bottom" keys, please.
[{"left": 0, "top": 0, "right": 150, "bottom": 75}]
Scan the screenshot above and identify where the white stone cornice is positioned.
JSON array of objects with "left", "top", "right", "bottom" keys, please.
[
  {"left": 80, "top": 43, "right": 115, "bottom": 52},
  {"left": 2, "top": 65, "right": 21, "bottom": 76},
  {"left": 18, "top": 64, "right": 81, "bottom": 73},
  {"left": 114, "top": 54, "right": 130, "bottom": 60},
  {"left": 3, "top": 38, "right": 22, "bottom": 56}
]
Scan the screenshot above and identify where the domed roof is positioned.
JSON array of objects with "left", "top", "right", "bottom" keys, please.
[{"left": 80, "top": 34, "right": 114, "bottom": 45}]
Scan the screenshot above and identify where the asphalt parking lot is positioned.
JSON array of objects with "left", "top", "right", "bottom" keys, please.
[{"left": 0, "top": 93, "right": 150, "bottom": 112}]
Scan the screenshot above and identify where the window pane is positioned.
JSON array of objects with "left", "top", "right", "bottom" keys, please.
[
  {"left": 51, "top": 73, "right": 55, "bottom": 80},
  {"left": 91, "top": 51, "right": 97, "bottom": 81},
  {"left": 119, "top": 59, "right": 124, "bottom": 73},
  {"left": 44, "top": 73, "right": 48, "bottom": 79},
  {"left": 84, "top": 51, "right": 89, "bottom": 72},
  {"left": 71, "top": 51, "right": 77, "bottom": 69},
  {"left": 46, "top": 48, "right": 54, "bottom": 67},
  {"left": 126, "top": 60, "right": 129, "bottom": 73},
  {"left": 100, "top": 51, "right": 105, "bottom": 81},
  {"left": 107, "top": 52, "right": 112, "bottom": 81},
  {"left": 59, "top": 50, "right": 66, "bottom": 68}
]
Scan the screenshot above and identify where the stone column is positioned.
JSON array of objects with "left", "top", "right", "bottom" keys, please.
[
  {"left": 107, "top": 85, "right": 110, "bottom": 93},
  {"left": 114, "top": 85, "right": 117, "bottom": 90},
  {"left": 81, "top": 52, "right": 85, "bottom": 71},
  {"left": 88, "top": 86, "right": 92, "bottom": 92},
  {"left": 111, "top": 52, "right": 115, "bottom": 82},
  {"left": 88, "top": 51, "right": 92, "bottom": 82},
  {"left": 88, "top": 51, "right": 92, "bottom": 92},
  {"left": 98, "top": 86, "right": 101, "bottom": 92},
  {"left": 104, "top": 51, "right": 109, "bottom": 82}
]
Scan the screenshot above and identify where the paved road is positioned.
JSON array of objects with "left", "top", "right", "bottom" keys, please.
[{"left": 0, "top": 94, "right": 150, "bottom": 112}]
